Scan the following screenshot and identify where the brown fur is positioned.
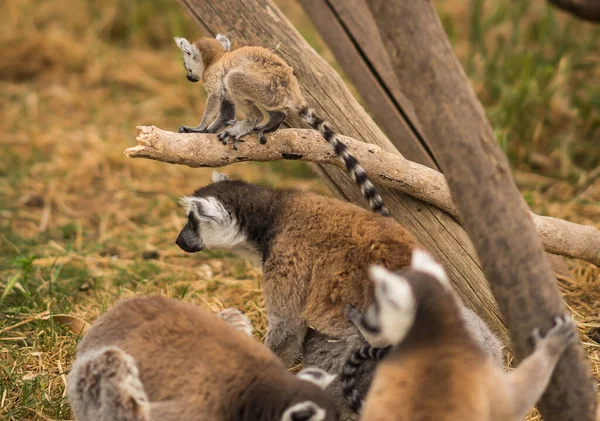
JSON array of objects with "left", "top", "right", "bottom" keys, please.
[
  {"left": 195, "top": 42, "right": 304, "bottom": 113},
  {"left": 69, "top": 295, "right": 338, "bottom": 421},
  {"left": 360, "top": 264, "right": 577, "bottom": 421},
  {"left": 176, "top": 178, "right": 417, "bottom": 366},
  {"left": 264, "top": 193, "right": 417, "bottom": 340}
]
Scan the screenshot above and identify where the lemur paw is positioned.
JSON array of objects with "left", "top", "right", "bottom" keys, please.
[
  {"left": 258, "top": 131, "right": 267, "bottom": 144},
  {"left": 530, "top": 315, "right": 577, "bottom": 354},
  {"left": 218, "top": 308, "right": 253, "bottom": 337}
]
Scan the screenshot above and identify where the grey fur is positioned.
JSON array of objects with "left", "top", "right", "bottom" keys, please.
[
  {"left": 67, "top": 346, "right": 150, "bottom": 421},
  {"left": 216, "top": 33, "right": 231, "bottom": 51}
]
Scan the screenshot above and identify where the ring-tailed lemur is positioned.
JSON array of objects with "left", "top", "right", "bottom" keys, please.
[
  {"left": 67, "top": 295, "right": 339, "bottom": 421},
  {"left": 348, "top": 250, "right": 578, "bottom": 421},
  {"left": 340, "top": 301, "right": 505, "bottom": 413},
  {"left": 174, "top": 35, "right": 389, "bottom": 216},
  {"left": 175, "top": 171, "right": 418, "bottom": 368}
]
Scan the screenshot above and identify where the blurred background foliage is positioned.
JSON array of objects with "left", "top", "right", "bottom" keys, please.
[{"left": 0, "top": 0, "right": 598, "bottom": 419}]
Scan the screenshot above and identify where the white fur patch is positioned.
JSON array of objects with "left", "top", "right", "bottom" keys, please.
[
  {"left": 297, "top": 367, "right": 336, "bottom": 390},
  {"left": 281, "top": 401, "right": 326, "bottom": 421},
  {"left": 180, "top": 196, "right": 250, "bottom": 250},
  {"left": 174, "top": 36, "right": 203, "bottom": 80},
  {"left": 216, "top": 33, "right": 231, "bottom": 51},
  {"left": 212, "top": 170, "right": 229, "bottom": 183},
  {"left": 411, "top": 249, "right": 449, "bottom": 285},
  {"left": 369, "top": 265, "right": 416, "bottom": 345}
]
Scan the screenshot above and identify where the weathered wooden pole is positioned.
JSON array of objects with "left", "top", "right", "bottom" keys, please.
[{"left": 365, "top": 1, "right": 597, "bottom": 419}]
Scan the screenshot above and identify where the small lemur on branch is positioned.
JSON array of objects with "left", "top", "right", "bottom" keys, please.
[
  {"left": 349, "top": 250, "right": 578, "bottom": 421},
  {"left": 67, "top": 295, "right": 339, "bottom": 421},
  {"left": 175, "top": 171, "right": 418, "bottom": 367},
  {"left": 174, "top": 34, "right": 389, "bottom": 216}
]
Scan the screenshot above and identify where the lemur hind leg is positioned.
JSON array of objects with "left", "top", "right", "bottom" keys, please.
[
  {"left": 218, "top": 101, "right": 264, "bottom": 150},
  {"left": 204, "top": 97, "right": 235, "bottom": 134},
  {"left": 256, "top": 111, "right": 287, "bottom": 144},
  {"left": 264, "top": 313, "right": 307, "bottom": 367},
  {"left": 507, "top": 315, "right": 578, "bottom": 420}
]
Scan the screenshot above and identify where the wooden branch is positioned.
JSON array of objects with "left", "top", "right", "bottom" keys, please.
[
  {"left": 365, "top": 0, "right": 597, "bottom": 419},
  {"left": 548, "top": 0, "right": 600, "bottom": 22},
  {"left": 126, "top": 126, "right": 600, "bottom": 267},
  {"left": 174, "top": 0, "right": 512, "bottom": 353}
]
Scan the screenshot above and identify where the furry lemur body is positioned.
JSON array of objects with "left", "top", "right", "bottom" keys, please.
[
  {"left": 67, "top": 295, "right": 339, "bottom": 421},
  {"left": 174, "top": 34, "right": 389, "bottom": 216},
  {"left": 175, "top": 171, "right": 418, "bottom": 368},
  {"left": 347, "top": 250, "right": 577, "bottom": 421}
]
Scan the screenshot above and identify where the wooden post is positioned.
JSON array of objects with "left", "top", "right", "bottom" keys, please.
[
  {"left": 365, "top": 1, "right": 597, "bottom": 419},
  {"left": 174, "top": 0, "right": 511, "bottom": 348}
]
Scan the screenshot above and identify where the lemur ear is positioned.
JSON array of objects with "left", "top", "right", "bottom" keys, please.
[
  {"left": 368, "top": 265, "right": 413, "bottom": 304},
  {"left": 212, "top": 170, "right": 229, "bottom": 183},
  {"left": 411, "top": 249, "right": 449, "bottom": 285},
  {"left": 281, "top": 402, "right": 326, "bottom": 421},
  {"left": 216, "top": 33, "right": 231, "bottom": 51},
  {"left": 174, "top": 37, "right": 199, "bottom": 59},
  {"left": 179, "top": 196, "right": 230, "bottom": 225},
  {"left": 297, "top": 368, "right": 336, "bottom": 390}
]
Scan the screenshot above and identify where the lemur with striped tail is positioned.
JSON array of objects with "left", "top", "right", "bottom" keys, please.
[
  {"left": 174, "top": 35, "right": 389, "bottom": 216},
  {"left": 67, "top": 295, "right": 339, "bottom": 421},
  {"left": 345, "top": 250, "right": 578, "bottom": 421},
  {"left": 175, "top": 171, "right": 418, "bottom": 369}
]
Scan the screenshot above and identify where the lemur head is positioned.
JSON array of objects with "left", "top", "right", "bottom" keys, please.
[
  {"left": 281, "top": 368, "right": 339, "bottom": 421},
  {"left": 174, "top": 34, "right": 230, "bottom": 83},
  {"left": 175, "top": 171, "right": 244, "bottom": 253},
  {"left": 363, "top": 249, "right": 452, "bottom": 345}
]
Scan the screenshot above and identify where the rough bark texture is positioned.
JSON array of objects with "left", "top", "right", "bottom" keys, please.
[
  {"left": 548, "top": 0, "right": 600, "bottom": 21},
  {"left": 298, "top": 0, "right": 435, "bottom": 168},
  {"left": 365, "top": 1, "right": 597, "bottom": 420},
  {"left": 296, "top": 0, "right": 577, "bottom": 277},
  {"left": 173, "top": 0, "right": 512, "bottom": 349},
  {"left": 127, "top": 126, "right": 600, "bottom": 267}
]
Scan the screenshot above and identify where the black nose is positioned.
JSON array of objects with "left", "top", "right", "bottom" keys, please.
[
  {"left": 175, "top": 233, "right": 202, "bottom": 253},
  {"left": 186, "top": 74, "right": 200, "bottom": 82}
]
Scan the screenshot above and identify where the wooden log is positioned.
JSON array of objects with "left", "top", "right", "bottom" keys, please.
[
  {"left": 365, "top": 1, "right": 597, "bottom": 419},
  {"left": 174, "top": 0, "right": 511, "bottom": 348}
]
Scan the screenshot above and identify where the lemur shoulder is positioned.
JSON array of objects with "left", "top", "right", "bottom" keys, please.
[
  {"left": 175, "top": 172, "right": 419, "bottom": 367},
  {"left": 174, "top": 34, "right": 389, "bottom": 216},
  {"left": 67, "top": 295, "right": 339, "bottom": 421},
  {"left": 355, "top": 250, "right": 578, "bottom": 421}
]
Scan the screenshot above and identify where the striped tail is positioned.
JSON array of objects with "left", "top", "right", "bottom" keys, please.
[
  {"left": 341, "top": 344, "right": 391, "bottom": 413},
  {"left": 299, "top": 107, "right": 390, "bottom": 216}
]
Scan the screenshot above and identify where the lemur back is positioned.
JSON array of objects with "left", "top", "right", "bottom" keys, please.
[
  {"left": 175, "top": 35, "right": 389, "bottom": 216},
  {"left": 357, "top": 251, "right": 578, "bottom": 421},
  {"left": 175, "top": 173, "right": 418, "bottom": 367},
  {"left": 67, "top": 295, "right": 339, "bottom": 421}
]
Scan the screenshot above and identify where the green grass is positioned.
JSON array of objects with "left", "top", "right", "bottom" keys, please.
[{"left": 0, "top": 0, "right": 598, "bottom": 420}]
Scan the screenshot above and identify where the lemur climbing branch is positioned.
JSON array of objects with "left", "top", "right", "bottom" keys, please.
[{"left": 126, "top": 125, "right": 600, "bottom": 267}]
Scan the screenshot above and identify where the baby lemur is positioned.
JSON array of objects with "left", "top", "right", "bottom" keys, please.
[
  {"left": 67, "top": 295, "right": 339, "bottom": 421},
  {"left": 175, "top": 171, "right": 418, "bottom": 367},
  {"left": 174, "top": 35, "right": 389, "bottom": 216},
  {"left": 354, "top": 250, "right": 578, "bottom": 421}
]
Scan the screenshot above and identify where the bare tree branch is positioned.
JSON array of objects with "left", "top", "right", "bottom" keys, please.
[{"left": 126, "top": 126, "right": 600, "bottom": 267}]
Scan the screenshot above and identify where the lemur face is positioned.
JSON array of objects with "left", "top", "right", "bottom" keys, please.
[
  {"left": 174, "top": 37, "right": 203, "bottom": 83},
  {"left": 364, "top": 250, "right": 449, "bottom": 345},
  {"left": 176, "top": 172, "right": 248, "bottom": 253}
]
